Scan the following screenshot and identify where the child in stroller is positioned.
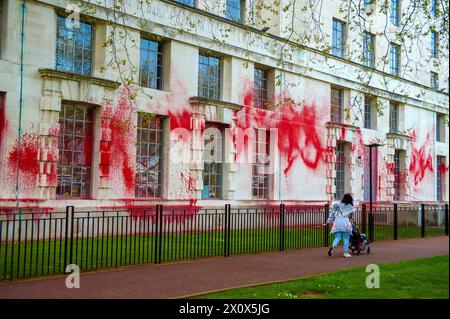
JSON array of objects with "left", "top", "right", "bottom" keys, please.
[{"left": 349, "top": 217, "right": 371, "bottom": 255}]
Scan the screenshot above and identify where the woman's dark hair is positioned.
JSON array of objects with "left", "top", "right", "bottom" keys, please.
[{"left": 341, "top": 193, "right": 354, "bottom": 206}]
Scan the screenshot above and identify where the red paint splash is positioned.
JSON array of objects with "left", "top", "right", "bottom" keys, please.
[
  {"left": 438, "top": 162, "right": 449, "bottom": 175},
  {"left": 0, "top": 93, "right": 7, "bottom": 149},
  {"left": 234, "top": 93, "right": 325, "bottom": 175},
  {"left": 351, "top": 128, "right": 365, "bottom": 158},
  {"left": 7, "top": 133, "right": 40, "bottom": 192},
  {"left": 100, "top": 87, "right": 137, "bottom": 195},
  {"left": 168, "top": 110, "right": 192, "bottom": 144},
  {"left": 386, "top": 161, "right": 395, "bottom": 174},
  {"left": 409, "top": 131, "right": 433, "bottom": 187}
]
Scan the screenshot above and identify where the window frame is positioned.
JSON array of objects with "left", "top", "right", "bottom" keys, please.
[
  {"left": 55, "top": 14, "right": 93, "bottom": 76},
  {"left": 135, "top": 113, "right": 164, "bottom": 199},
  {"left": 57, "top": 103, "right": 95, "bottom": 199},
  {"left": 431, "top": 72, "right": 439, "bottom": 89},
  {"left": 332, "top": 18, "right": 345, "bottom": 58},
  {"left": 226, "top": 0, "right": 245, "bottom": 23},
  {"left": 254, "top": 67, "right": 268, "bottom": 109},
  {"left": 389, "top": 42, "right": 401, "bottom": 76},
  {"left": 252, "top": 128, "right": 271, "bottom": 199},
  {"left": 330, "top": 88, "right": 344, "bottom": 123},
  {"left": 363, "top": 32, "right": 375, "bottom": 68},
  {"left": 364, "top": 95, "right": 376, "bottom": 129},
  {"left": 334, "top": 142, "right": 346, "bottom": 201},
  {"left": 139, "top": 37, "right": 164, "bottom": 90},
  {"left": 202, "top": 124, "right": 225, "bottom": 200},
  {"left": 431, "top": 31, "right": 439, "bottom": 58},
  {"left": 390, "top": 0, "right": 400, "bottom": 26},
  {"left": 198, "top": 53, "right": 222, "bottom": 100}
]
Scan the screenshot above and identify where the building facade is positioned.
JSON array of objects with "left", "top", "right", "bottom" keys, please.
[{"left": 0, "top": 0, "right": 448, "bottom": 213}]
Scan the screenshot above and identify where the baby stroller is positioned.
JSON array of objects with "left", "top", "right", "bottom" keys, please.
[{"left": 349, "top": 221, "right": 371, "bottom": 255}]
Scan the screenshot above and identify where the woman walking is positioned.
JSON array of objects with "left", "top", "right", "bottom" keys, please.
[{"left": 326, "top": 193, "right": 355, "bottom": 258}]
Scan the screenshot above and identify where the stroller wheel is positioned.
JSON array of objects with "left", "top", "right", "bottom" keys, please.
[{"left": 367, "top": 246, "right": 371, "bottom": 254}]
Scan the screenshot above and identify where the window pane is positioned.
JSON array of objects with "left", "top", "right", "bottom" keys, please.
[{"left": 140, "top": 38, "right": 163, "bottom": 90}]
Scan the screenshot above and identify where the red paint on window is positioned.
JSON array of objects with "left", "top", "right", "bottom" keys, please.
[
  {"left": 438, "top": 162, "right": 448, "bottom": 175},
  {"left": 234, "top": 93, "right": 325, "bottom": 175},
  {"left": 409, "top": 131, "right": 433, "bottom": 186}
]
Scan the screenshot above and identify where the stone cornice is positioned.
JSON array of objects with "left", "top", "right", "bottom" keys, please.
[
  {"left": 39, "top": 68, "right": 120, "bottom": 89},
  {"left": 189, "top": 96, "right": 242, "bottom": 111}
]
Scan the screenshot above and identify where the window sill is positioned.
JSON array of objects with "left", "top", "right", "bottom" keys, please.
[{"left": 39, "top": 69, "right": 119, "bottom": 89}]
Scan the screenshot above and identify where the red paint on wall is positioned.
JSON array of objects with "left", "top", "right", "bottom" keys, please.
[
  {"left": 409, "top": 131, "right": 433, "bottom": 187},
  {"left": 234, "top": 94, "right": 325, "bottom": 175},
  {"left": 7, "top": 133, "right": 40, "bottom": 191},
  {"left": 438, "top": 162, "right": 449, "bottom": 175},
  {"left": 0, "top": 93, "right": 8, "bottom": 148}
]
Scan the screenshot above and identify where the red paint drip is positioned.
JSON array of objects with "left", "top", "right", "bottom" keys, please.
[
  {"left": 0, "top": 94, "right": 7, "bottom": 149},
  {"left": 7, "top": 133, "right": 40, "bottom": 190},
  {"left": 438, "top": 162, "right": 449, "bottom": 175},
  {"left": 168, "top": 110, "right": 192, "bottom": 144},
  {"left": 409, "top": 131, "right": 433, "bottom": 186}
]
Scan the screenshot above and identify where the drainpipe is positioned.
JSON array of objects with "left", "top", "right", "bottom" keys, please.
[{"left": 15, "top": 0, "right": 26, "bottom": 214}]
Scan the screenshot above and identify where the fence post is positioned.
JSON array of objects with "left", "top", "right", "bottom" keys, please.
[
  {"left": 421, "top": 203, "right": 426, "bottom": 238},
  {"left": 369, "top": 208, "right": 374, "bottom": 243},
  {"left": 324, "top": 204, "right": 329, "bottom": 247},
  {"left": 224, "top": 204, "right": 231, "bottom": 257},
  {"left": 64, "top": 206, "right": 74, "bottom": 272},
  {"left": 279, "top": 204, "right": 285, "bottom": 252},
  {"left": 157, "top": 204, "right": 163, "bottom": 264},
  {"left": 445, "top": 204, "right": 449, "bottom": 236},
  {"left": 393, "top": 203, "right": 398, "bottom": 240},
  {"left": 362, "top": 203, "right": 367, "bottom": 235}
]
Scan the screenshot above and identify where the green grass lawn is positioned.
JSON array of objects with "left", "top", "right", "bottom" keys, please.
[
  {"left": 0, "top": 224, "right": 447, "bottom": 281},
  {"left": 194, "top": 255, "right": 449, "bottom": 299}
]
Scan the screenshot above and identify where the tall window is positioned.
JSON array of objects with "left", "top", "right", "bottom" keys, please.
[
  {"left": 202, "top": 124, "right": 223, "bottom": 199},
  {"left": 56, "top": 15, "right": 93, "bottom": 76},
  {"left": 363, "top": 32, "right": 375, "bottom": 67},
  {"left": 389, "top": 102, "right": 399, "bottom": 133},
  {"left": 135, "top": 114, "right": 163, "bottom": 198},
  {"left": 390, "top": 0, "right": 400, "bottom": 26},
  {"left": 57, "top": 104, "right": 94, "bottom": 198},
  {"left": 332, "top": 19, "right": 345, "bottom": 58},
  {"left": 431, "top": 31, "right": 438, "bottom": 58},
  {"left": 334, "top": 142, "right": 346, "bottom": 200},
  {"left": 254, "top": 68, "right": 268, "bottom": 109},
  {"left": 330, "top": 88, "right": 343, "bottom": 123},
  {"left": 252, "top": 129, "right": 270, "bottom": 199},
  {"left": 363, "top": 145, "right": 378, "bottom": 201},
  {"left": 198, "top": 54, "right": 221, "bottom": 100},
  {"left": 390, "top": 42, "right": 400, "bottom": 76},
  {"left": 436, "top": 113, "right": 445, "bottom": 142},
  {"left": 139, "top": 38, "right": 163, "bottom": 90},
  {"left": 431, "top": 72, "right": 439, "bottom": 89},
  {"left": 436, "top": 155, "right": 445, "bottom": 201},
  {"left": 363, "top": 0, "right": 374, "bottom": 12},
  {"left": 226, "top": 0, "right": 244, "bottom": 22},
  {"left": 431, "top": 0, "right": 438, "bottom": 17},
  {"left": 364, "top": 95, "right": 376, "bottom": 129},
  {"left": 173, "top": 0, "right": 194, "bottom": 6},
  {"left": 393, "top": 150, "right": 401, "bottom": 201}
]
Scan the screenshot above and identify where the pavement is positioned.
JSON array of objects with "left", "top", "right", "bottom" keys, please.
[{"left": 0, "top": 236, "right": 448, "bottom": 299}]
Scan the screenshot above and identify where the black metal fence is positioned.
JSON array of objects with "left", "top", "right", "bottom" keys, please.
[{"left": 0, "top": 203, "right": 448, "bottom": 281}]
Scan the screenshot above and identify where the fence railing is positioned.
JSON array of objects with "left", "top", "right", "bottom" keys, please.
[{"left": 0, "top": 203, "right": 448, "bottom": 281}]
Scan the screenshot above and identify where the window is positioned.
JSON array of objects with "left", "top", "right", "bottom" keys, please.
[
  {"left": 202, "top": 124, "right": 224, "bottom": 199},
  {"left": 0, "top": 92, "right": 5, "bottom": 151},
  {"left": 57, "top": 104, "right": 94, "bottom": 198},
  {"left": 390, "top": 0, "right": 400, "bottom": 26},
  {"left": 330, "top": 88, "right": 343, "bottom": 123},
  {"left": 431, "top": 0, "right": 438, "bottom": 17},
  {"left": 363, "top": 32, "right": 375, "bottom": 67},
  {"left": 364, "top": 95, "right": 376, "bottom": 129},
  {"left": 436, "top": 156, "right": 445, "bottom": 201},
  {"left": 226, "top": 0, "right": 244, "bottom": 22},
  {"left": 436, "top": 113, "right": 445, "bottom": 142},
  {"left": 0, "top": 0, "right": 3, "bottom": 59},
  {"left": 393, "top": 150, "right": 401, "bottom": 201},
  {"left": 431, "top": 31, "right": 438, "bottom": 58},
  {"left": 254, "top": 68, "right": 268, "bottom": 109},
  {"left": 431, "top": 72, "right": 439, "bottom": 89},
  {"left": 198, "top": 54, "right": 221, "bottom": 100},
  {"left": 389, "top": 102, "right": 399, "bottom": 133},
  {"left": 135, "top": 113, "right": 163, "bottom": 198},
  {"left": 334, "top": 142, "right": 346, "bottom": 200},
  {"left": 56, "top": 15, "right": 93, "bottom": 76},
  {"left": 173, "top": 0, "right": 195, "bottom": 6},
  {"left": 139, "top": 38, "right": 163, "bottom": 90},
  {"left": 363, "top": 145, "right": 378, "bottom": 201},
  {"left": 332, "top": 19, "right": 345, "bottom": 58},
  {"left": 252, "top": 129, "right": 270, "bottom": 199},
  {"left": 363, "top": 0, "right": 374, "bottom": 12},
  {"left": 390, "top": 42, "right": 400, "bottom": 76}
]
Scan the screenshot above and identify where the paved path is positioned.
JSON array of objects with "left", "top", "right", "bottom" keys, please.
[{"left": 0, "top": 236, "right": 448, "bottom": 299}]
